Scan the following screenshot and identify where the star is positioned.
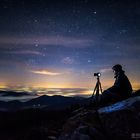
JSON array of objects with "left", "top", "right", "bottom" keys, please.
[
  {"left": 68, "top": 29, "right": 72, "bottom": 33},
  {"left": 35, "top": 44, "right": 39, "bottom": 47},
  {"left": 34, "top": 19, "right": 38, "bottom": 23},
  {"left": 119, "top": 29, "right": 127, "bottom": 34},
  {"left": 116, "top": 46, "right": 120, "bottom": 49},
  {"left": 88, "top": 60, "right": 92, "bottom": 63},
  {"left": 42, "top": 54, "right": 46, "bottom": 57},
  {"left": 93, "top": 11, "right": 97, "bottom": 14},
  {"left": 0, "top": 0, "right": 139, "bottom": 91},
  {"left": 94, "top": 11, "right": 97, "bottom": 14}
]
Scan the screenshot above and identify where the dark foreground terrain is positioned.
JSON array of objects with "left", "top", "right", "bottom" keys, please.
[
  {"left": 0, "top": 108, "right": 72, "bottom": 140},
  {"left": 0, "top": 90, "right": 140, "bottom": 140}
]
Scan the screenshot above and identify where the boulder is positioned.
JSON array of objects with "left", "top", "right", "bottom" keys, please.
[
  {"left": 58, "top": 109, "right": 107, "bottom": 140},
  {"left": 60, "top": 109, "right": 100, "bottom": 135},
  {"left": 89, "top": 127, "right": 106, "bottom": 140},
  {"left": 98, "top": 96, "right": 140, "bottom": 140},
  {"left": 59, "top": 94, "right": 140, "bottom": 140},
  {"left": 70, "top": 130, "right": 91, "bottom": 140}
]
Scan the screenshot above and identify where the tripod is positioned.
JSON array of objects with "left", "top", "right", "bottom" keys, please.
[{"left": 91, "top": 76, "right": 102, "bottom": 103}]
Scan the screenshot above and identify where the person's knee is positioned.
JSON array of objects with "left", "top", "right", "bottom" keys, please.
[{"left": 102, "top": 89, "right": 112, "bottom": 95}]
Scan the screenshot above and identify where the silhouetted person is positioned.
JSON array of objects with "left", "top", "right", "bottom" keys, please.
[{"left": 100, "top": 64, "right": 132, "bottom": 105}]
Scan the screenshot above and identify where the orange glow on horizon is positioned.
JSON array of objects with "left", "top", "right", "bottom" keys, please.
[
  {"left": 0, "top": 82, "right": 7, "bottom": 89},
  {"left": 0, "top": 80, "right": 139, "bottom": 92}
]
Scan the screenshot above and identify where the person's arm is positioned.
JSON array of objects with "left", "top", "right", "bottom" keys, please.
[{"left": 106, "top": 77, "right": 122, "bottom": 93}]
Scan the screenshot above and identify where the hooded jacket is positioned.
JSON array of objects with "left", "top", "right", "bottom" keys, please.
[{"left": 107, "top": 71, "right": 132, "bottom": 97}]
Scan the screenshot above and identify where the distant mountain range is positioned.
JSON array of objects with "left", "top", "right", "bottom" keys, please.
[{"left": 0, "top": 91, "right": 89, "bottom": 111}]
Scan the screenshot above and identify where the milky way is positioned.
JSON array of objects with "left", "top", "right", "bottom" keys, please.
[{"left": 0, "top": 0, "right": 140, "bottom": 91}]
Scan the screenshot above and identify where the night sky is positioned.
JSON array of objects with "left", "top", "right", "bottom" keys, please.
[{"left": 0, "top": 0, "right": 140, "bottom": 94}]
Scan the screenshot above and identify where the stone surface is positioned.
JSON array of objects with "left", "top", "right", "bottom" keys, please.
[
  {"left": 98, "top": 96, "right": 140, "bottom": 140},
  {"left": 58, "top": 92, "right": 140, "bottom": 140}
]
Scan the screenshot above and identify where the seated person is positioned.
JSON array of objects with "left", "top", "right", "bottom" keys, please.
[{"left": 100, "top": 64, "right": 132, "bottom": 105}]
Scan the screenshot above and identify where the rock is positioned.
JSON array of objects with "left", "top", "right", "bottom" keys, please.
[
  {"left": 58, "top": 128, "right": 92, "bottom": 140},
  {"left": 76, "top": 125, "right": 89, "bottom": 134},
  {"left": 48, "top": 136, "right": 56, "bottom": 139},
  {"left": 131, "top": 89, "right": 140, "bottom": 97},
  {"left": 58, "top": 108, "right": 108, "bottom": 140},
  {"left": 89, "top": 127, "right": 106, "bottom": 140},
  {"left": 61, "top": 109, "right": 100, "bottom": 135},
  {"left": 24, "top": 127, "right": 48, "bottom": 140},
  {"left": 59, "top": 95, "right": 140, "bottom": 140},
  {"left": 70, "top": 131, "right": 91, "bottom": 140},
  {"left": 98, "top": 96, "right": 140, "bottom": 140}
]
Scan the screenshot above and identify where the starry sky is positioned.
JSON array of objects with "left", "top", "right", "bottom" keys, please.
[{"left": 0, "top": 0, "right": 140, "bottom": 93}]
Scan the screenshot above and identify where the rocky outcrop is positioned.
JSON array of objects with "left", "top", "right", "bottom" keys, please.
[
  {"left": 58, "top": 93, "right": 140, "bottom": 140},
  {"left": 58, "top": 108, "right": 107, "bottom": 140},
  {"left": 98, "top": 96, "right": 140, "bottom": 140}
]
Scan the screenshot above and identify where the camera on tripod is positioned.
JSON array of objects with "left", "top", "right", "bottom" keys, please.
[
  {"left": 94, "top": 72, "right": 101, "bottom": 77},
  {"left": 91, "top": 72, "right": 102, "bottom": 103}
]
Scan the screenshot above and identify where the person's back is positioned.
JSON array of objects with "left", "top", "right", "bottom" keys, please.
[
  {"left": 100, "top": 64, "right": 133, "bottom": 106},
  {"left": 112, "top": 70, "right": 132, "bottom": 98}
]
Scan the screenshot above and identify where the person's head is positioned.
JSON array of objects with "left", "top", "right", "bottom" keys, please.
[{"left": 112, "top": 64, "right": 124, "bottom": 77}]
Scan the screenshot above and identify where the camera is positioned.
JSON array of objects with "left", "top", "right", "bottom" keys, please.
[{"left": 94, "top": 72, "right": 101, "bottom": 77}]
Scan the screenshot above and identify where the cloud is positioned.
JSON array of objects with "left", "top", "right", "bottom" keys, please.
[
  {"left": 61, "top": 57, "right": 74, "bottom": 64},
  {"left": 30, "top": 69, "right": 62, "bottom": 76},
  {"left": 100, "top": 68, "right": 112, "bottom": 73},
  {"left": 0, "top": 36, "right": 93, "bottom": 48},
  {"left": 41, "top": 88, "right": 92, "bottom": 97},
  {"left": 7, "top": 50, "right": 42, "bottom": 55}
]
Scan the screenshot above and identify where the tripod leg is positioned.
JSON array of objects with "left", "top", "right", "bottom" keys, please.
[
  {"left": 92, "top": 82, "right": 98, "bottom": 98},
  {"left": 95, "top": 83, "right": 99, "bottom": 101},
  {"left": 99, "top": 82, "right": 102, "bottom": 93}
]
